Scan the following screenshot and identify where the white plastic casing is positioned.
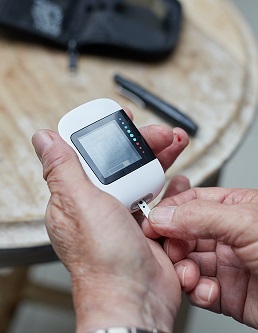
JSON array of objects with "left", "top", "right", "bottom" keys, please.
[{"left": 58, "top": 98, "right": 165, "bottom": 212}]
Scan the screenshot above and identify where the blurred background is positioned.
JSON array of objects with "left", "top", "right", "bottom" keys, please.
[
  {"left": 185, "top": 1, "right": 258, "bottom": 332},
  {"left": 6, "top": 0, "right": 258, "bottom": 332}
]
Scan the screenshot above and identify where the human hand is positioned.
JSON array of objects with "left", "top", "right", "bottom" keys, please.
[
  {"left": 32, "top": 123, "right": 189, "bottom": 333},
  {"left": 143, "top": 186, "right": 258, "bottom": 329}
]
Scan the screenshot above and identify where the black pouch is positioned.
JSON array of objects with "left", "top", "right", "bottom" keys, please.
[{"left": 0, "top": 0, "right": 182, "bottom": 64}]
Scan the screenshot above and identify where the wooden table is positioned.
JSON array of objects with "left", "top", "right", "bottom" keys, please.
[{"left": 0, "top": 0, "right": 258, "bottom": 264}]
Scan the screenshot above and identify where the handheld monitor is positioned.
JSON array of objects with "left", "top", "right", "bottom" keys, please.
[{"left": 58, "top": 98, "right": 165, "bottom": 212}]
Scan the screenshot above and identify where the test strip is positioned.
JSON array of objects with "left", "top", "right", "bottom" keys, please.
[{"left": 137, "top": 199, "right": 151, "bottom": 218}]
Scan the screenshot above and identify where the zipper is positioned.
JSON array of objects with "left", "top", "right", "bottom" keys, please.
[{"left": 67, "top": 38, "right": 78, "bottom": 72}]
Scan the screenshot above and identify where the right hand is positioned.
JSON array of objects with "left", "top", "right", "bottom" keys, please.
[{"left": 143, "top": 186, "right": 258, "bottom": 329}]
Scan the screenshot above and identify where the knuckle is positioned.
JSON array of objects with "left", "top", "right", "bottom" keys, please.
[
  {"left": 174, "top": 175, "right": 191, "bottom": 193},
  {"left": 182, "top": 200, "right": 203, "bottom": 220},
  {"left": 241, "top": 205, "right": 258, "bottom": 227},
  {"left": 231, "top": 205, "right": 258, "bottom": 248},
  {"left": 173, "top": 200, "right": 204, "bottom": 239},
  {"left": 47, "top": 193, "right": 75, "bottom": 227},
  {"left": 46, "top": 193, "right": 82, "bottom": 245},
  {"left": 42, "top": 143, "right": 75, "bottom": 182}
]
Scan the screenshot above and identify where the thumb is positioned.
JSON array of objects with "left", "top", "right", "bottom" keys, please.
[
  {"left": 32, "top": 129, "right": 97, "bottom": 197},
  {"left": 148, "top": 200, "right": 257, "bottom": 248}
]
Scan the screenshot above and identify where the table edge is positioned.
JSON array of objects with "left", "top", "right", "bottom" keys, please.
[{"left": 0, "top": 244, "right": 58, "bottom": 267}]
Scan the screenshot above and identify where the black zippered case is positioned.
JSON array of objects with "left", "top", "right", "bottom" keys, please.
[{"left": 0, "top": 0, "right": 182, "bottom": 61}]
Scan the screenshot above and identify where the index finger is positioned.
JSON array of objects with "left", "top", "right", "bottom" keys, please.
[
  {"left": 139, "top": 126, "right": 189, "bottom": 171},
  {"left": 159, "top": 187, "right": 235, "bottom": 207},
  {"left": 124, "top": 106, "right": 189, "bottom": 171}
]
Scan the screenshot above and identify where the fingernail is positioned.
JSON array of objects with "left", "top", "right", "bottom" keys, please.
[
  {"left": 164, "top": 238, "right": 171, "bottom": 256},
  {"left": 149, "top": 207, "right": 176, "bottom": 224},
  {"left": 196, "top": 283, "right": 214, "bottom": 302},
  {"left": 32, "top": 130, "right": 53, "bottom": 160},
  {"left": 175, "top": 265, "right": 187, "bottom": 288}
]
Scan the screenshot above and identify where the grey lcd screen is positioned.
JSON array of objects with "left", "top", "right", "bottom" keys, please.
[
  {"left": 78, "top": 120, "right": 141, "bottom": 178},
  {"left": 71, "top": 109, "right": 156, "bottom": 185}
]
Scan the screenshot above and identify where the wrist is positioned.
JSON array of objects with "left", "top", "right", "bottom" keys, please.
[
  {"left": 84, "top": 327, "right": 169, "bottom": 333},
  {"left": 71, "top": 274, "right": 174, "bottom": 333}
]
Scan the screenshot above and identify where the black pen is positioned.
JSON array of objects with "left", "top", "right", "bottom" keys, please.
[{"left": 114, "top": 74, "right": 198, "bottom": 136}]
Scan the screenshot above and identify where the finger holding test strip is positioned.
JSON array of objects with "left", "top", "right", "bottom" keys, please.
[{"left": 114, "top": 74, "right": 199, "bottom": 136}]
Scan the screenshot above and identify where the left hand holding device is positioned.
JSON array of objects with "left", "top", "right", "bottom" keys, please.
[{"left": 32, "top": 123, "right": 188, "bottom": 333}]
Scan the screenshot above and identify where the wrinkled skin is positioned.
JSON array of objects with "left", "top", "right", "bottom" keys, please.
[
  {"left": 143, "top": 186, "right": 258, "bottom": 329},
  {"left": 32, "top": 122, "right": 189, "bottom": 333}
]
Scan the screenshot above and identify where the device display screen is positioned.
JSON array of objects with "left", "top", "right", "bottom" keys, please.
[{"left": 71, "top": 110, "right": 156, "bottom": 185}]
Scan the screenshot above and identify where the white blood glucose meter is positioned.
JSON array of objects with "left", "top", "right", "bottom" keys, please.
[{"left": 58, "top": 98, "right": 165, "bottom": 213}]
